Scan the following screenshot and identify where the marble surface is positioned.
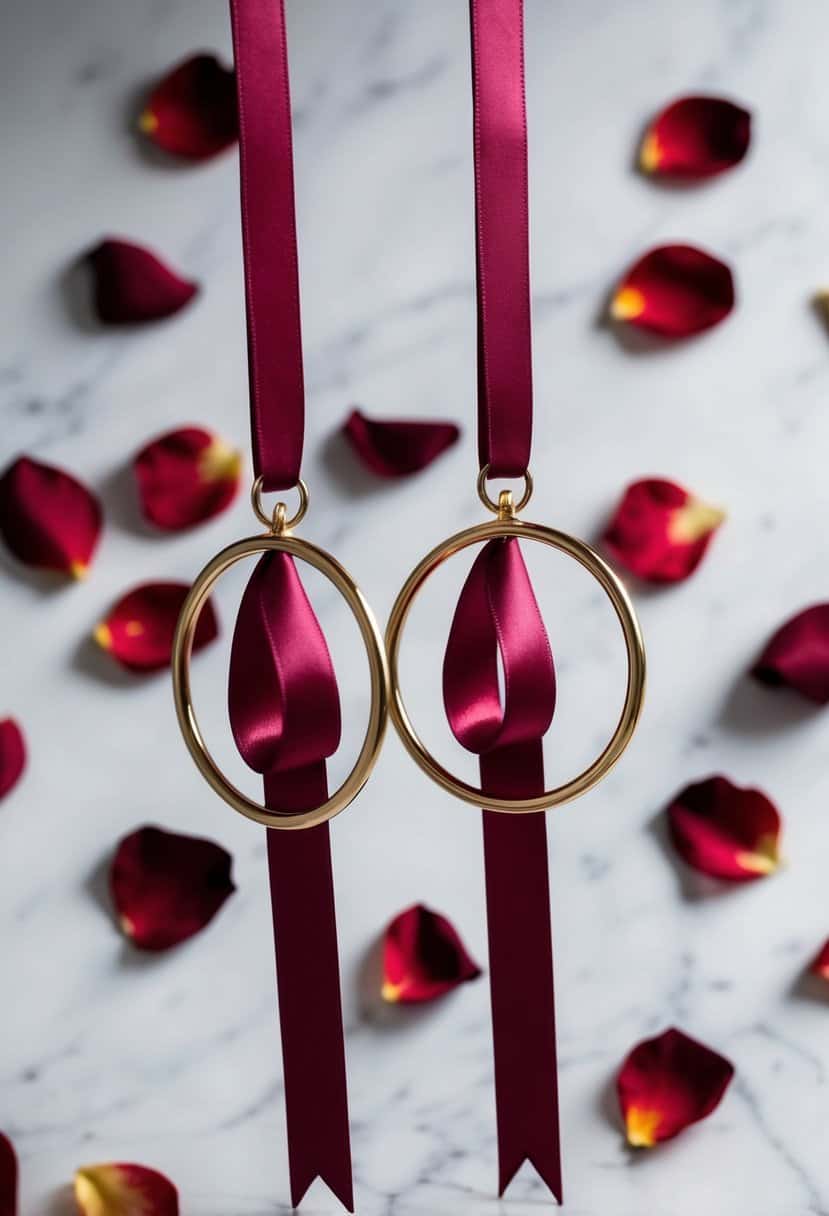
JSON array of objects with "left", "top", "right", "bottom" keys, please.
[{"left": 3, "top": 1, "right": 829, "bottom": 1212}]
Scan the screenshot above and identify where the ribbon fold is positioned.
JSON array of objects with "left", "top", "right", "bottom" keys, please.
[{"left": 229, "top": 553, "right": 353, "bottom": 1211}]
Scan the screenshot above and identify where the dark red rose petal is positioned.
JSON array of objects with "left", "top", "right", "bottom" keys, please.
[
  {"left": 382, "top": 903, "right": 482, "bottom": 1003},
  {"left": 94, "top": 582, "right": 218, "bottom": 673},
  {"left": 0, "top": 1133, "right": 17, "bottom": 1216},
  {"left": 139, "top": 53, "right": 237, "bottom": 161},
  {"left": 343, "top": 408, "right": 460, "bottom": 477},
  {"left": 0, "top": 719, "right": 26, "bottom": 802},
  {"left": 603, "top": 477, "right": 724, "bottom": 583},
  {"left": 667, "top": 775, "right": 781, "bottom": 881},
  {"left": 110, "top": 825, "right": 235, "bottom": 952},
  {"left": 618, "top": 1027, "right": 734, "bottom": 1147},
  {"left": 0, "top": 456, "right": 102, "bottom": 578},
  {"left": 810, "top": 940, "right": 829, "bottom": 982},
  {"left": 87, "top": 239, "right": 198, "bottom": 324},
  {"left": 133, "top": 427, "right": 241, "bottom": 531},
  {"left": 75, "top": 1162, "right": 178, "bottom": 1215},
  {"left": 752, "top": 605, "right": 829, "bottom": 705},
  {"left": 610, "top": 245, "right": 735, "bottom": 337},
  {"left": 640, "top": 96, "right": 751, "bottom": 179}
]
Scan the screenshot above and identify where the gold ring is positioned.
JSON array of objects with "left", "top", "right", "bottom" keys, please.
[
  {"left": 173, "top": 533, "right": 389, "bottom": 830},
  {"left": 250, "top": 475, "right": 309, "bottom": 533},
  {"left": 386, "top": 517, "right": 646, "bottom": 812},
  {"left": 477, "top": 464, "right": 533, "bottom": 515}
]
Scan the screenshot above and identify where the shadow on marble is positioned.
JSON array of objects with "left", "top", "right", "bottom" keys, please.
[
  {"left": 717, "top": 671, "right": 817, "bottom": 737},
  {"left": 59, "top": 254, "right": 102, "bottom": 336},
  {"left": 789, "top": 968, "right": 829, "bottom": 1007},
  {"left": 70, "top": 633, "right": 139, "bottom": 689},
  {"left": 45, "top": 1184, "right": 76, "bottom": 1216},
  {"left": 98, "top": 461, "right": 159, "bottom": 539},
  {"left": 648, "top": 808, "right": 744, "bottom": 904},
  {"left": 355, "top": 935, "right": 452, "bottom": 1031},
  {"left": 321, "top": 427, "right": 390, "bottom": 502},
  {"left": 0, "top": 545, "right": 75, "bottom": 596}
]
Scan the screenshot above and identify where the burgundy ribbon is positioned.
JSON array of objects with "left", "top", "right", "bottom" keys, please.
[
  {"left": 442, "top": 0, "right": 563, "bottom": 1200},
  {"left": 227, "top": 1, "right": 353, "bottom": 1209}
]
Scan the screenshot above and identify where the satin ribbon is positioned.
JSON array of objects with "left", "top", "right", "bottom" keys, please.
[
  {"left": 444, "top": 540, "right": 562, "bottom": 1199},
  {"left": 442, "top": 0, "right": 563, "bottom": 1200},
  {"left": 227, "top": 0, "right": 353, "bottom": 1208}
]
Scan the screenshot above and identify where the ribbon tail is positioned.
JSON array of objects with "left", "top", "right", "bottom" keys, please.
[
  {"left": 481, "top": 744, "right": 562, "bottom": 1204},
  {"left": 265, "top": 766, "right": 354, "bottom": 1212}
]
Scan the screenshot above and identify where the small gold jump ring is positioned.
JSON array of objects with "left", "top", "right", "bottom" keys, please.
[
  {"left": 250, "top": 475, "right": 309, "bottom": 533},
  {"left": 477, "top": 465, "right": 533, "bottom": 516}
]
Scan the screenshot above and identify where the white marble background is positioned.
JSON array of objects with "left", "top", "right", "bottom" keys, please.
[{"left": 3, "top": 1, "right": 829, "bottom": 1213}]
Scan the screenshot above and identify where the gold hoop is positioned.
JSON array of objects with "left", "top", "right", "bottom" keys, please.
[
  {"left": 172, "top": 534, "right": 389, "bottom": 830},
  {"left": 386, "top": 518, "right": 646, "bottom": 812},
  {"left": 477, "top": 464, "right": 533, "bottom": 515},
  {"left": 250, "top": 475, "right": 309, "bottom": 533}
]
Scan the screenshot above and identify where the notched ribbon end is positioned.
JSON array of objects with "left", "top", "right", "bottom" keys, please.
[
  {"left": 498, "top": 1149, "right": 563, "bottom": 1205},
  {"left": 289, "top": 1167, "right": 354, "bottom": 1213}
]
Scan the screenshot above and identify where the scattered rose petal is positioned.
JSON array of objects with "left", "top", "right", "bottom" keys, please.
[
  {"left": 603, "top": 477, "right": 724, "bottom": 584},
  {"left": 75, "top": 1163, "right": 178, "bottom": 1215},
  {"left": 0, "top": 456, "right": 102, "bottom": 578},
  {"left": 640, "top": 96, "right": 751, "bottom": 179},
  {"left": 0, "top": 1133, "right": 17, "bottom": 1216},
  {"left": 667, "top": 775, "right": 782, "bottom": 881},
  {"left": 139, "top": 53, "right": 237, "bottom": 161},
  {"left": 610, "top": 245, "right": 734, "bottom": 337},
  {"left": 94, "top": 582, "right": 218, "bottom": 673},
  {"left": 343, "top": 408, "right": 460, "bottom": 478},
  {"left": 382, "top": 903, "right": 481, "bottom": 1003},
  {"left": 87, "top": 239, "right": 198, "bottom": 324},
  {"left": 617, "top": 1027, "right": 734, "bottom": 1147},
  {"left": 0, "top": 719, "right": 25, "bottom": 802},
  {"left": 751, "top": 604, "right": 829, "bottom": 705},
  {"left": 810, "top": 940, "right": 829, "bottom": 982},
  {"left": 111, "top": 825, "right": 235, "bottom": 951},
  {"left": 133, "top": 427, "right": 241, "bottom": 531}
]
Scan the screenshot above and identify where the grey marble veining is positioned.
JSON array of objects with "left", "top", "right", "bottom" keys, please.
[{"left": 2, "top": 1, "right": 829, "bottom": 1213}]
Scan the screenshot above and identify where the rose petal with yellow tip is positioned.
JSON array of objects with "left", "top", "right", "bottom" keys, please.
[
  {"left": 617, "top": 1027, "right": 734, "bottom": 1148},
  {"left": 140, "top": 53, "right": 237, "bottom": 161},
  {"left": 610, "top": 245, "right": 734, "bottom": 337},
  {"left": 0, "top": 456, "right": 102, "bottom": 578},
  {"left": 667, "top": 775, "right": 782, "bottom": 882},
  {"left": 603, "top": 477, "right": 724, "bottom": 583},
  {"left": 110, "top": 825, "right": 235, "bottom": 952},
  {"left": 94, "top": 582, "right": 218, "bottom": 673},
  {"left": 133, "top": 426, "right": 241, "bottom": 531},
  {"left": 74, "top": 1162, "right": 178, "bottom": 1216},
  {"left": 0, "top": 1132, "right": 17, "bottom": 1216},
  {"left": 810, "top": 940, "right": 829, "bottom": 982},
  {"left": 382, "top": 903, "right": 481, "bottom": 1004},
  {"left": 640, "top": 96, "right": 751, "bottom": 179}
]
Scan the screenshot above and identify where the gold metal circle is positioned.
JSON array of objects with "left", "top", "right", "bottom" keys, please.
[
  {"left": 477, "top": 464, "right": 533, "bottom": 516},
  {"left": 173, "top": 534, "right": 389, "bottom": 830},
  {"left": 386, "top": 518, "right": 646, "bottom": 812},
  {"left": 250, "top": 475, "right": 309, "bottom": 533}
]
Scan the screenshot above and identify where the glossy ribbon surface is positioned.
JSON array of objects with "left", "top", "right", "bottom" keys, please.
[{"left": 444, "top": 538, "right": 562, "bottom": 1199}]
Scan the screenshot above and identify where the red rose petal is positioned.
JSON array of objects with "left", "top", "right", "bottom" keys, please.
[
  {"left": 133, "top": 427, "right": 241, "bottom": 531},
  {"left": 88, "top": 239, "right": 198, "bottom": 324},
  {"left": 617, "top": 1027, "right": 734, "bottom": 1147},
  {"left": 382, "top": 903, "right": 482, "bottom": 1004},
  {"left": 111, "top": 825, "right": 235, "bottom": 951},
  {"left": 810, "top": 940, "right": 829, "bottom": 982},
  {"left": 640, "top": 96, "right": 751, "bottom": 179},
  {"left": 0, "top": 719, "right": 26, "bottom": 802},
  {"left": 75, "top": 1162, "right": 178, "bottom": 1215},
  {"left": 0, "top": 1133, "right": 17, "bottom": 1216},
  {"left": 603, "top": 477, "right": 724, "bottom": 584},
  {"left": 752, "top": 604, "right": 829, "bottom": 705},
  {"left": 94, "top": 582, "right": 218, "bottom": 673},
  {"left": 667, "top": 775, "right": 782, "bottom": 882},
  {"left": 139, "top": 53, "right": 237, "bottom": 161},
  {"left": 343, "top": 408, "right": 460, "bottom": 477},
  {"left": 610, "top": 245, "right": 735, "bottom": 337},
  {"left": 0, "top": 456, "right": 102, "bottom": 578}
]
